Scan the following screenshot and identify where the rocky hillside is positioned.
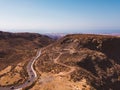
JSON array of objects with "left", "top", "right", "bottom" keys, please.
[
  {"left": 36, "top": 34, "right": 120, "bottom": 90},
  {"left": 0, "top": 31, "right": 54, "bottom": 71}
]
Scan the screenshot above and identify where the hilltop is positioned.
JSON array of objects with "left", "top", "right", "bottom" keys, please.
[
  {"left": 35, "top": 34, "right": 120, "bottom": 90},
  {"left": 0, "top": 32, "right": 120, "bottom": 89}
]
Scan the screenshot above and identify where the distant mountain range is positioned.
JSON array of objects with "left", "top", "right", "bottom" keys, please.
[
  {"left": 45, "top": 33, "right": 66, "bottom": 40},
  {"left": 45, "top": 33, "right": 120, "bottom": 40}
]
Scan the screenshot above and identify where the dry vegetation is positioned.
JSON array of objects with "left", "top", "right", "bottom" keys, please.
[
  {"left": 36, "top": 34, "right": 120, "bottom": 90},
  {"left": 0, "top": 31, "right": 53, "bottom": 86},
  {"left": 0, "top": 62, "right": 27, "bottom": 86},
  {"left": 30, "top": 75, "right": 95, "bottom": 90},
  {"left": 1, "top": 32, "right": 120, "bottom": 90}
]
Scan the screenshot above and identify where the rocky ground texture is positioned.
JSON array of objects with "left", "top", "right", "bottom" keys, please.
[{"left": 35, "top": 34, "right": 120, "bottom": 90}]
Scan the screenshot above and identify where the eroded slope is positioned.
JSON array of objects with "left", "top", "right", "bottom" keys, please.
[
  {"left": 0, "top": 31, "right": 54, "bottom": 86},
  {"left": 36, "top": 34, "right": 120, "bottom": 90}
]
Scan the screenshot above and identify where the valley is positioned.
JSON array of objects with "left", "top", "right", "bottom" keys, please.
[{"left": 0, "top": 31, "right": 120, "bottom": 90}]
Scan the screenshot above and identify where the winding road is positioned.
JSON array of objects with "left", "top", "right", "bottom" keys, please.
[
  {"left": 53, "top": 49, "right": 97, "bottom": 79},
  {"left": 53, "top": 52, "right": 76, "bottom": 76},
  {"left": 0, "top": 50, "right": 41, "bottom": 90}
]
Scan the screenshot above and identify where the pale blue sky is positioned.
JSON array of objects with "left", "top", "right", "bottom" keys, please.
[{"left": 0, "top": 0, "right": 120, "bottom": 33}]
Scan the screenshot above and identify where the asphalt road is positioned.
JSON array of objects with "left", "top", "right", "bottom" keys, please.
[{"left": 0, "top": 50, "right": 41, "bottom": 90}]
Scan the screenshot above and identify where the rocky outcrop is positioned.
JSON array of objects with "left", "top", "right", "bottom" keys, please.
[{"left": 37, "top": 34, "right": 120, "bottom": 90}]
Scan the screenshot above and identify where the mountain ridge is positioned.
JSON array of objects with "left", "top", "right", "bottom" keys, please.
[{"left": 36, "top": 34, "right": 120, "bottom": 90}]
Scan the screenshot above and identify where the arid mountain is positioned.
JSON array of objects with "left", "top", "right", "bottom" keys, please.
[
  {"left": 0, "top": 31, "right": 54, "bottom": 86},
  {"left": 0, "top": 32, "right": 120, "bottom": 89},
  {"left": 36, "top": 34, "right": 120, "bottom": 90},
  {"left": 0, "top": 31, "right": 53, "bottom": 70}
]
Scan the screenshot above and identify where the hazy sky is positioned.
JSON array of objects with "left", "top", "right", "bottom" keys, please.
[{"left": 0, "top": 0, "right": 120, "bottom": 33}]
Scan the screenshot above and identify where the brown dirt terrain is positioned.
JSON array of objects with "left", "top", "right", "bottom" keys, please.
[
  {"left": 0, "top": 31, "right": 54, "bottom": 86},
  {"left": 36, "top": 34, "right": 120, "bottom": 90}
]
